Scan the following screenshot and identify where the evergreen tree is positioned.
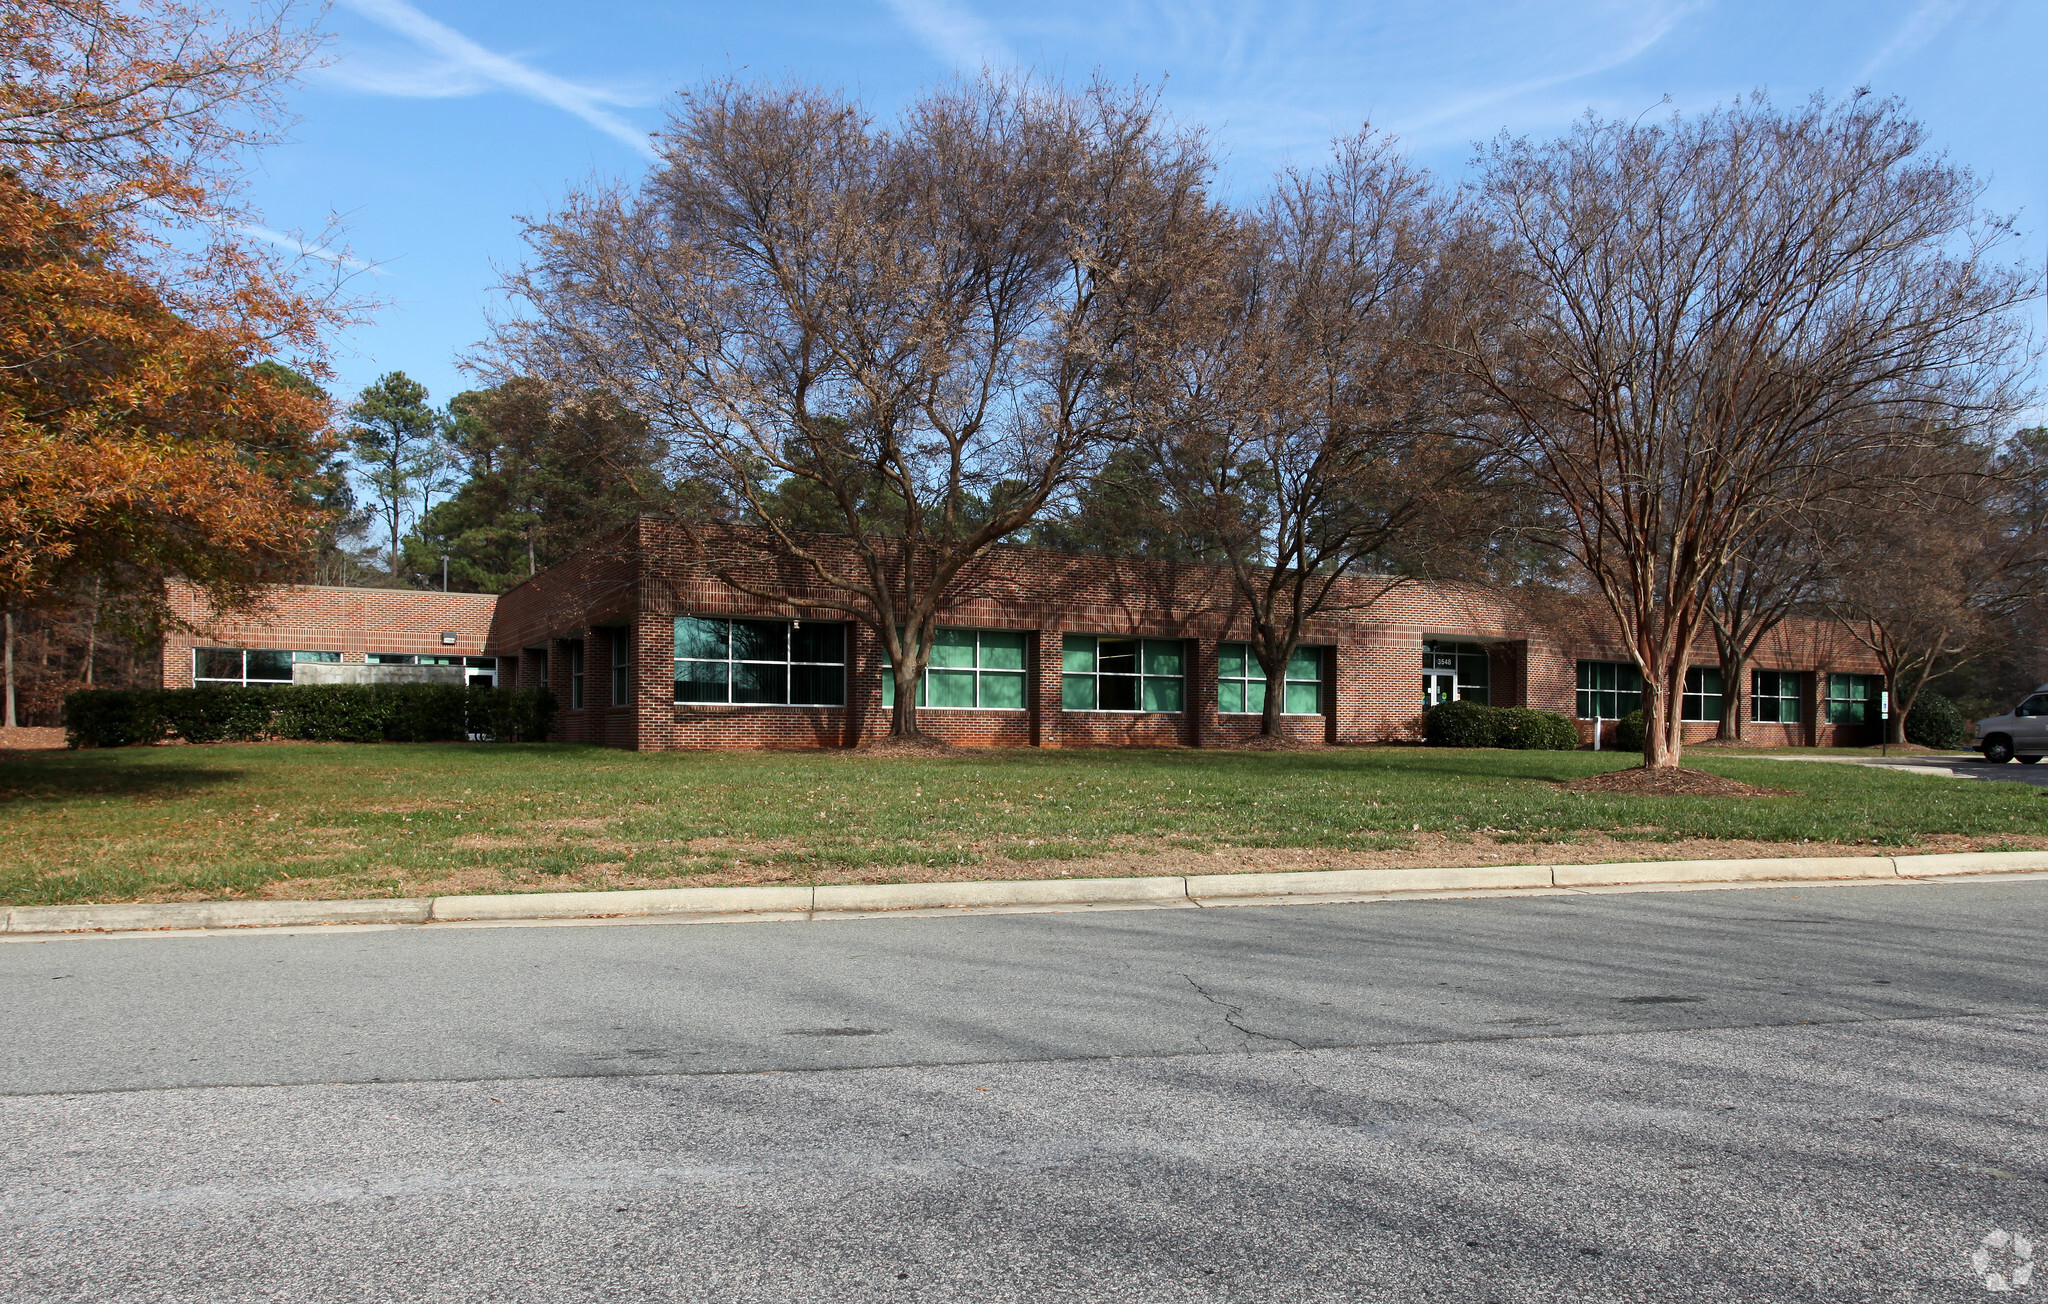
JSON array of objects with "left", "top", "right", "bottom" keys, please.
[
  {"left": 404, "top": 379, "right": 678, "bottom": 592},
  {"left": 346, "top": 372, "right": 451, "bottom": 578}
]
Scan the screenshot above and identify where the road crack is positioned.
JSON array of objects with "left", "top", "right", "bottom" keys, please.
[{"left": 1183, "top": 974, "right": 1307, "bottom": 1049}]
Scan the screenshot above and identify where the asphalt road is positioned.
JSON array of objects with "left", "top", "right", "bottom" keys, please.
[{"left": 2, "top": 881, "right": 2044, "bottom": 1302}]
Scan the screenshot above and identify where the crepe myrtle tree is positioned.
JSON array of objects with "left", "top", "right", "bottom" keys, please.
[
  {"left": 1449, "top": 93, "right": 2035, "bottom": 769},
  {"left": 1705, "top": 512, "right": 1839, "bottom": 741},
  {"left": 488, "top": 75, "right": 1217, "bottom": 737},
  {"left": 1822, "top": 444, "right": 2048, "bottom": 745},
  {"left": 1133, "top": 130, "right": 1503, "bottom": 736}
]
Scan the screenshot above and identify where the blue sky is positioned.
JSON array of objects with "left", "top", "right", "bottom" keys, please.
[{"left": 246, "top": 0, "right": 2046, "bottom": 412}]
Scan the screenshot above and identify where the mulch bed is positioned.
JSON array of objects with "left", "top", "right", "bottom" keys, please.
[
  {"left": 1226, "top": 736, "right": 1329, "bottom": 752},
  {"left": 0, "top": 726, "right": 67, "bottom": 753},
  {"left": 1562, "top": 766, "right": 1794, "bottom": 798},
  {"left": 849, "top": 734, "right": 958, "bottom": 757}
]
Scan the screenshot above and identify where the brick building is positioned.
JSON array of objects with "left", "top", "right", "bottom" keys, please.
[{"left": 164, "top": 517, "right": 1886, "bottom": 750}]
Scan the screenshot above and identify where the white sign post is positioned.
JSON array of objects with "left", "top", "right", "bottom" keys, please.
[{"left": 1881, "top": 690, "right": 1891, "bottom": 756}]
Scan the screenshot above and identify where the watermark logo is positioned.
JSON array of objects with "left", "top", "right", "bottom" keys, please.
[{"left": 1973, "top": 1230, "right": 2035, "bottom": 1293}]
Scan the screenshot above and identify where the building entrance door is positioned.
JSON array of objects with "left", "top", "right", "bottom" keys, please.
[{"left": 1424, "top": 670, "right": 1458, "bottom": 708}]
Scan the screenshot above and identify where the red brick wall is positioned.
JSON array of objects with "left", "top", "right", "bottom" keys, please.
[
  {"left": 161, "top": 582, "right": 498, "bottom": 687},
  {"left": 158, "top": 518, "right": 1888, "bottom": 752}
]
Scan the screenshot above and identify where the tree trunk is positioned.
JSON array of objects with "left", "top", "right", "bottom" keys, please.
[
  {"left": 1717, "top": 651, "right": 1747, "bottom": 742},
  {"left": 1259, "top": 659, "right": 1285, "bottom": 736},
  {"left": 85, "top": 576, "right": 99, "bottom": 686},
  {"left": 3, "top": 609, "right": 14, "bottom": 730},
  {"left": 1887, "top": 674, "right": 1918, "bottom": 746},
  {"left": 1640, "top": 678, "right": 1682, "bottom": 769},
  {"left": 889, "top": 663, "right": 925, "bottom": 737}
]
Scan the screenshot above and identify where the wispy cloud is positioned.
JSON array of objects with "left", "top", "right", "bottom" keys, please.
[
  {"left": 1857, "top": 0, "right": 1984, "bottom": 80},
  {"left": 235, "top": 222, "right": 379, "bottom": 272},
  {"left": 328, "top": 0, "right": 656, "bottom": 157},
  {"left": 881, "top": 0, "right": 1012, "bottom": 70},
  {"left": 1392, "top": 1, "right": 1704, "bottom": 143}
]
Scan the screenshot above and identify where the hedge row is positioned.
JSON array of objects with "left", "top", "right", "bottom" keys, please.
[
  {"left": 1423, "top": 699, "right": 1579, "bottom": 751},
  {"left": 1904, "top": 694, "right": 1968, "bottom": 749},
  {"left": 62, "top": 684, "right": 556, "bottom": 748}
]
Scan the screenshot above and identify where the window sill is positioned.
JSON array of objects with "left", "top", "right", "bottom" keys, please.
[
  {"left": 1062, "top": 709, "right": 1185, "bottom": 716},
  {"left": 674, "top": 701, "right": 848, "bottom": 710},
  {"left": 881, "top": 706, "right": 1028, "bottom": 713}
]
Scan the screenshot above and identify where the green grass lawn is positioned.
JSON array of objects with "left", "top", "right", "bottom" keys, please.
[{"left": 3, "top": 742, "right": 2046, "bottom": 907}]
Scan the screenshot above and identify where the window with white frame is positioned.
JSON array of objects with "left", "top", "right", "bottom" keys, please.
[
  {"left": 1217, "top": 643, "right": 1326, "bottom": 715},
  {"left": 569, "top": 639, "right": 585, "bottom": 709},
  {"left": 611, "top": 631, "right": 630, "bottom": 705},
  {"left": 1061, "top": 635, "right": 1184, "bottom": 712},
  {"left": 1576, "top": 660, "right": 1643, "bottom": 720},
  {"left": 1826, "top": 672, "right": 1881, "bottom": 725},
  {"left": 193, "top": 648, "right": 337, "bottom": 685},
  {"left": 1681, "top": 667, "right": 1723, "bottom": 722},
  {"left": 673, "top": 617, "right": 846, "bottom": 705},
  {"left": 882, "top": 628, "right": 1029, "bottom": 710},
  {"left": 1751, "top": 670, "right": 1803, "bottom": 723}
]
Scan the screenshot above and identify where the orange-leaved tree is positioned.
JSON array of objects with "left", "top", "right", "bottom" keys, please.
[
  {"left": 0, "top": 0, "right": 360, "bottom": 724},
  {"left": 0, "top": 176, "right": 335, "bottom": 722}
]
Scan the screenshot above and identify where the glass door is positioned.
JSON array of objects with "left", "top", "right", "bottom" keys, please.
[{"left": 1424, "top": 670, "right": 1458, "bottom": 708}]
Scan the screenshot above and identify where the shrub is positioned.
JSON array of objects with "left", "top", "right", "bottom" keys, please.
[
  {"left": 1904, "top": 693, "right": 1968, "bottom": 750},
  {"left": 62, "top": 689, "right": 169, "bottom": 748},
  {"left": 1496, "top": 706, "right": 1578, "bottom": 751},
  {"left": 1425, "top": 698, "right": 1501, "bottom": 747},
  {"left": 467, "top": 685, "right": 556, "bottom": 742},
  {"left": 159, "top": 685, "right": 278, "bottom": 744},
  {"left": 380, "top": 684, "right": 470, "bottom": 743},
  {"left": 62, "top": 684, "right": 556, "bottom": 747},
  {"left": 270, "top": 684, "right": 386, "bottom": 742},
  {"left": 1612, "top": 708, "right": 1646, "bottom": 753}
]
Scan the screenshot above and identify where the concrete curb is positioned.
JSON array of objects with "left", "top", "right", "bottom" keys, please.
[{"left": 7, "top": 850, "right": 2048, "bottom": 936}]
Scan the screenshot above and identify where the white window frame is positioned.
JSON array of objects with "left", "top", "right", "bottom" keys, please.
[
  {"left": 882, "top": 628, "right": 1030, "bottom": 711},
  {"left": 1217, "top": 642, "right": 1327, "bottom": 716},
  {"left": 1061, "top": 635, "right": 1186, "bottom": 714},
  {"left": 193, "top": 648, "right": 337, "bottom": 686},
  {"left": 673, "top": 616, "right": 848, "bottom": 707}
]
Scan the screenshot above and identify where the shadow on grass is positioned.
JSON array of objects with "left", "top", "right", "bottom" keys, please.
[{"left": 0, "top": 751, "right": 246, "bottom": 805}]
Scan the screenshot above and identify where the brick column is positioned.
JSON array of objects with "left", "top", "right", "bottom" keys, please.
[
  {"left": 1187, "top": 637, "right": 1218, "bottom": 747},
  {"left": 546, "top": 635, "right": 576, "bottom": 740},
  {"left": 634, "top": 613, "right": 671, "bottom": 751},
  {"left": 1031, "top": 628, "right": 1063, "bottom": 747},
  {"left": 850, "top": 621, "right": 884, "bottom": 747}
]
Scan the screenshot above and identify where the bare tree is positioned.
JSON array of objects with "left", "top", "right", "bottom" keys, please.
[
  {"left": 1452, "top": 94, "right": 2034, "bottom": 769},
  {"left": 489, "top": 77, "right": 1215, "bottom": 737},
  {"left": 1705, "top": 513, "right": 1838, "bottom": 740},
  {"left": 1823, "top": 449, "right": 2046, "bottom": 743},
  {"left": 1134, "top": 130, "right": 1497, "bottom": 735}
]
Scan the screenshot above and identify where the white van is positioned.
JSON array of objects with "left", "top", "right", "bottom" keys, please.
[{"left": 1973, "top": 687, "right": 2048, "bottom": 764}]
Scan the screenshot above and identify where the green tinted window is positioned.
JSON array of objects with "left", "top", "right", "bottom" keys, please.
[
  {"left": 980, "top": 631, "right": 1027, "bottom": 670},
  {"left": 1061, "top": 635, "right": 1185, "bottom": 713},
  {"left": 1826, "top": 673, "right": 1881, "bottom": 725},
  {"left": 1144, "top": 640, "right": 1184, "bottom": 676},
  {"left": 1218, "top": 642, "right": 1326, "bottom": 715},
  {"left": 883, "top": 628, "right": 1032, "bottom": 711},
  {"left": 979, "top": 671, "right": 1027, "bottom": 710},
  {"left": 1575, "top": 660, "right": 1643, "bottom": 720},
  {"left": 1681, "top": 667, "right": 1723, "bottom": 722},
  {"left": 675, "top": 617, "right": 844, "bottom": 705},
  {"left": 931, "top": 628, "right": 978, "bottom": 668},
  {"left": 1752, "top": 670, "right": 1803, "bottom": 724}
]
